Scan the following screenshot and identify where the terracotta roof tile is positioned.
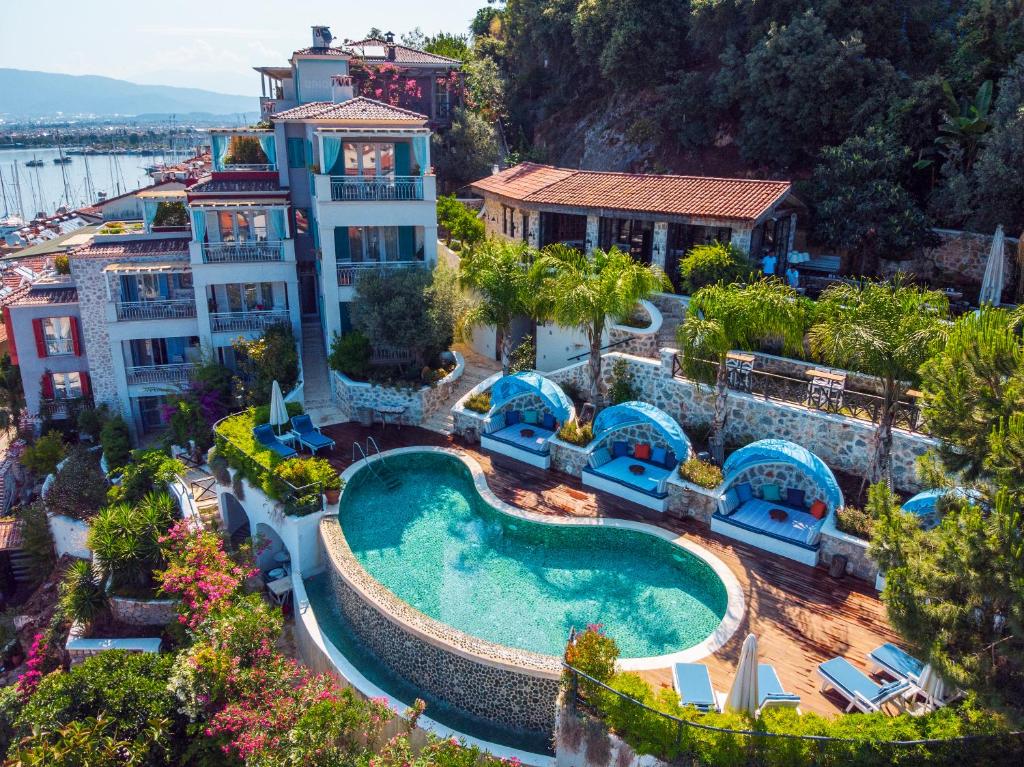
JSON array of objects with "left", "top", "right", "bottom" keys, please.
[
  {"left": 71, "top": 236, "right": 191, "bottom": 260},
  {"left": 472, "top": 163, "right": 792, "bottom": 223},
  {"left": 271, "top": 97, "right": 427, "bottom": 122}
]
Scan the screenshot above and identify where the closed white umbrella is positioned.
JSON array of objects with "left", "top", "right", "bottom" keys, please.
[
  {"left": 917, "top": 664, "right": 947, "bottom": 709},
  {"left": 979, "top": 225, "right": 1006, "bottom": 306},
  {"left": 269, "top": 380, "right": 289, "bottom": 436},
  {"left": 725, "top": 633, "right": 759, "bottom": 715}
]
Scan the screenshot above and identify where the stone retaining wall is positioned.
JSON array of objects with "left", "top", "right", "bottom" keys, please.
[
  {"left": 321, "top": 520, "right": 560, "bottom": 736},
  {"left": 108, "top": 594, "right": 177, "bottom": 626}
]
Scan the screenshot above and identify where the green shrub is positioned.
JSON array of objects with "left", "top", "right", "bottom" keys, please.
[
  {"left": 100, "top": 416, "right": 132, "bottom": 473},
  {"left": 678, "top": 458, "right": 722, "bottom": 488},
  {"left": 463, "top": 391, "right": 491, "bottom": 413},
  {"left": 20, "top": 432, "right": 66, "bottom": 477},
  {"left": 608, "top": 358, "right": 638, "bottom": 405},
  {"left": 16, "top": 651, "right": 185, "bottom": 764},
  {"left": 558, "top": 419, "right": 594, "bottom": 446},
  {"left": 44, "top": 447, "right": 109, "bottom": 521},
  {"left": 678, "top": 242, "right": 752, "bottom": 294},
  {"left": 328, "top": 331, "right": 372, "bottom": 379},
  {"left": 58, "top": 559, "right": 108, "bottom": 627}
]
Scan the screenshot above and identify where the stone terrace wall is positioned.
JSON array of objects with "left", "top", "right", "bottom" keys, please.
[{"left": 547, "top": 351, "right": 937, "bottom": 491}]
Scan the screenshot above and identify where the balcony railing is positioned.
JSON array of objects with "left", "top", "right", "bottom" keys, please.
[
  {"left": 337, "top": 260, "right": 424, "bottom": 287},
  {"left": 202, "top": 241, "right": 285, "bottom": 264},
  {"left": 210, "top": 309, "right": 290, "bottom": 334},
  {"left": 126, "top": 363, "right": 196, "bottom": 386},
  {"left": 44, "top": 338, "right": 75, "bottom": 356},
  {"left": 329, "top": 175, "right": 424, "bottom": 202},
  {"left": 115, "top": 300, "right": 197, "bottom": 322}
]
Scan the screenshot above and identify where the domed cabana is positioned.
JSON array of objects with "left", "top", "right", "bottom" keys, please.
[
  {"left": 712, "top": 439, "right": 843, "bottom": 566},
  {"left": 481, "top": 372, "right": 575, "bottom": 469},
  {"left": 581, "top": 401, "right": 691, "bottom": 512}
]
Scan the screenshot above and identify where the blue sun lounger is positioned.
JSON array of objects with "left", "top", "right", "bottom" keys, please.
[
  {"left": 867, "top": 643, "right": 925, "bottom": 683},
  {"left": 818, "top": 657, "right": 911, "bottom": 713},
  {"left": 253, "top": 423, "right": 297, "bottom": 459},
  {"left": 758, "top": 664, "right": 801, "bottom": 711},
  {"left": 672, "top": 663, "right": 721, "bottom": 712},
  {"left": 290, "top": 415, "right": 336, "bottom": 455}
]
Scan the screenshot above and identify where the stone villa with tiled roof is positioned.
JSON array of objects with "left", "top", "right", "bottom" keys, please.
[{"left": 471, "top": 163, "right": 800, "bottom": 293}]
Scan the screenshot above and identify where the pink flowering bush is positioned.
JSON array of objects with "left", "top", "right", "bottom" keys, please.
[{"left": 157, "top": 521, "right": 255, "bottom": 631}]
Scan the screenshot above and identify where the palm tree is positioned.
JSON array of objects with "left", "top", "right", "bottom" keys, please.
[
  {"left": 459, "top": 238, "right": 537, "bottom": 374},
  {"left": 532, "top": 245, "right": 670, "bottom": 403},
  {"left": 676, "top": 279, "right": 808, "bottom": 462},
  {"left": 808, "top": 277, "right": 949, "bottom": 485}
]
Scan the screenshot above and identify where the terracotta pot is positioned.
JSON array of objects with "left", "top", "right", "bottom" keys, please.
[{"left": 325, "top": 488, "right": 341, "bottom": 505}]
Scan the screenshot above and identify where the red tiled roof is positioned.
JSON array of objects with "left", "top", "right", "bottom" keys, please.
[
  {"left": 0, "top": 518, "right": 24, "bottom": 552},
  {"left": 71, "top": 236, "right": 191, "bottom": 260},
  {"left": 271, "top": 97, "right": 427, "bottom": 122},
  {"left": 472, "top": 163, "right": 793, "bottom": 223},
  {"left": 346, "top": 38, "right": 461, "bottom": 65}
]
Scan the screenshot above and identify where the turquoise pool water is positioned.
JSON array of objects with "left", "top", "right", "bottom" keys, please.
[{"left": 336, "top": 452, "right": 728, "bottom": 659}]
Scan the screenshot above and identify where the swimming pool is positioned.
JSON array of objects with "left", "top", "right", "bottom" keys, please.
[{"left": 334, "top": 450, "right": 732, "bottom": 661}]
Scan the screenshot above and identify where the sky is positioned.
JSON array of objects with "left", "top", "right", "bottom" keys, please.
[{"left": 0, "top": 0, "right": 486, "bottom": 94}]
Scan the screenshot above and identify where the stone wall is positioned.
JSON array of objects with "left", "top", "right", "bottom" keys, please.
[
  {"left": 332, "top": 353, "right": 464, "bottom": 426},
  {"left": 108, "top": 594, "right": 177, "bottom": 626},
  {"left": 321, "top": 520, "right": 560, "bottom": 735},
  {"left": 547, "top": 351, "right": 937, "bottom": 491},
  {"left": 879, "top": 228, "right": 1020, "bottom": 303}
]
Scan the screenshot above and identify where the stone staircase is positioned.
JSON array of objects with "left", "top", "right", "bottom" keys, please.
[
  {"left": 300, "top": 321, "right": 347, "bottom": 426},
  {"left": 421, "top": 345, "right": 501, "bottom": 435}
]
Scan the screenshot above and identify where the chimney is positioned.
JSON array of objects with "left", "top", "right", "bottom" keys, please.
[
  {"left": 331, "top": 75, "right": 354, "bottom": 103},
  {"left": 311, "top": 25, "right": 333, "bottom": 50},
  {"left": 384, "top": 31, "right": 396, "bottom": 61}
]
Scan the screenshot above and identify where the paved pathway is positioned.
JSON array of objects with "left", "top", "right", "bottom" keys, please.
[{"left": 421, "top": 344, "right": 501, "bottom": 434}]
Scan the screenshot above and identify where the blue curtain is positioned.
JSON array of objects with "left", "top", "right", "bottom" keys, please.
[
  {"left": 258, "top": 135, "right": 276, "bottom": 166},
  {"left": 270, "top": 208, "right": 287, "bottom": 240},
  {"left": 192, "top": 210, "right": 207, "bottom": 243},
  {"left": 412, "top": 136, "right": 429, "bottom": 175},
  {"left": 143, "top": 200, "right": 158, "bottom": 231},
  {"left": 322, "top": 137, "right": 342, "bottom": 175},
  {"left": 212, "top": 135, "right": 230, "bottom": 171}
]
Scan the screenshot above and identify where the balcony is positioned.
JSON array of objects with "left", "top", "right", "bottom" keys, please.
[
  {"left": 337, "top": 261, "right": 424, "bottom": 287},
  {"left": 115, "top": 300, "right": 197, "bottom": 322},
  {"left": 328, "top": 176, "right": 425, "bottom": 202},
  {"left": 44, "top": 338, "right": 76, "bottom": 356},
  {"left": 202, "top": 241, "right": 285, "bottom": 264},
  {"left": 210, "top": 309, "right": 290, "bottom": 334},
  {"left": 126, "top": 364, "right": 196, "bottom": 386}
]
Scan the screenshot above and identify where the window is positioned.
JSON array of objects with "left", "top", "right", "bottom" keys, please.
[
  {"left": 42, "top": 317, "right": 74, "bottom": 356},
  {"left": 52, "top": 372, "right": 82, "bottom": 400},
  {"left": 343, "top": 143, "right": 395, "bottom": 177},
  {"left": 286, "top": 137, "right": 306, "bottom": 169}
]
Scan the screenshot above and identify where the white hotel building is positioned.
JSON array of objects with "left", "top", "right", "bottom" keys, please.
[{"left": 4, "top": 27, "right": 452, "bottom": 436}]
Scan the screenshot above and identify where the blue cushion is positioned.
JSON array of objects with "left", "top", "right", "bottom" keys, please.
[
  {"left": 786, "top": 487, "right": 806, "bottom": 508},
  {"left": 542, "top": 412, "right": 556, "bottom": 430},
  {"left": 663, "top": 450, "right": 677, "bottom": 468},
  {"left": 724, "top": 488, "right": 740, "bottom": 514},
  {"left": 651, "top": 446, "right": 667, "bottom": 466},
  {"left": 735, "top": 482, "right": 753, "bottom": 503},
  {"left": 506, "top": 410, "right": 521, "bottom": 425},
  {"left": 612, "top": 441, "right": 629, "bottom": 458}
]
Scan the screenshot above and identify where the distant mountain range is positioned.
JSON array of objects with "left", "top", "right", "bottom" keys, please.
[{"left": 0, "top": 68, "right": 258, "bottom": 119}]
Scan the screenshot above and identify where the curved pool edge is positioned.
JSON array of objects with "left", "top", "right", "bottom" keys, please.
[
  {"left": 291, "top": 569, "right": 555, "bottom": 767},
  {"left": 337, "top": 446, "right": 746, "bottom": 673}
]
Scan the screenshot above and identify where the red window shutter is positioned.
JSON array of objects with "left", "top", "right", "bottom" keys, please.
[
  {"left": 79, "top": 372, "right": 91, "bottom": 398},
  {"left": 70, "top": 317, "right": 82, "bottom": 356},
  {"left": 40, "top": 373, "right": 53, "bottom": 400},
  {"left": 32, "top": 319, "right": 47, "bottom": 358}
]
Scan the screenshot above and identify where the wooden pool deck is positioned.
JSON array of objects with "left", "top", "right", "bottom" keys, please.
[{"left": 321, "top": 423, "right": 899, "bottom": 717}]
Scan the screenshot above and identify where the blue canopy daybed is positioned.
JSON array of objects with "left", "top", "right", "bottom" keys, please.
[
  {"left": 481, "top": 372, "right": 575, "bottom": 469},
  {"left": 581, "top": 401, "right": 691, "bottom": 512},
  {"left": 712, "top": 439, "right": 843, "bottom": 566}
]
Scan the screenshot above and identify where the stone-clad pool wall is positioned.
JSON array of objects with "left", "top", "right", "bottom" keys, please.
[{"left": 319, "top": 519, "right": 561, "bottom": 736}]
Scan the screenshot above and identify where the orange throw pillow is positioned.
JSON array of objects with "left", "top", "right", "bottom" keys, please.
[
  {"left": 634, "top": 443, "right": 652, "bottom": 460},
  {"left": 810, "top": 499, "right": 827, "bottom": 519}
]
